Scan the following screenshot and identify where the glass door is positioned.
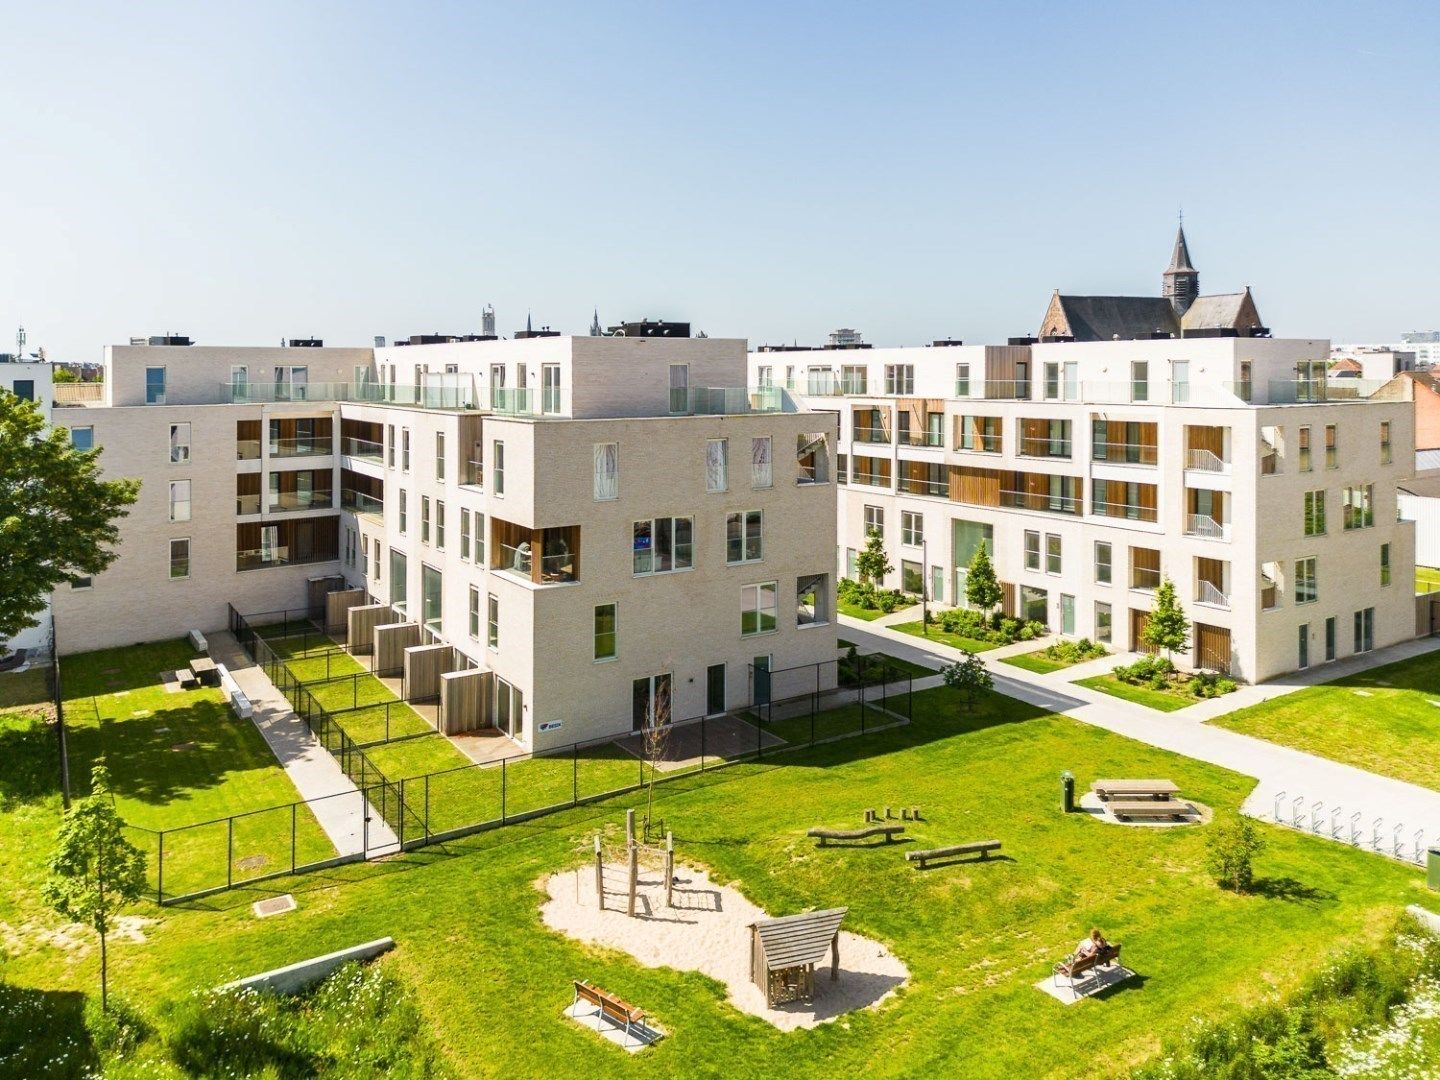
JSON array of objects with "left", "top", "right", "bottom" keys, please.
[
  {"left": 632, "top": 674, "right": 673, "bottom": 730},
  {"left": 1060, "top": 594, "right": 1075, "bottom": 635},
  {"left": 752, "top": 656, "right": 771, "bottom": 707},
  {"left": 1298, "top": 624, "right": 1309, "bottom": 670},
  {"left": 1325, "top": 617, "right": 1336, "bottom": 662},
  {"left": 707, "top": 664, "right": 726, "bottom": 716},
  {"left": 930, "top": 565, "right": 945, "bottom": 605}
]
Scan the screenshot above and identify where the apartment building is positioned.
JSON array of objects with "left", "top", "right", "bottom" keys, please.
[
  {"left": 2, "top": 356, "right": 55, "bottom": 655},
  {"left": 752, "top": 335, "right": 1417, "bottom": 683},
  {"left": 51, "top": 335, "right": 838, "bottom": 750}
]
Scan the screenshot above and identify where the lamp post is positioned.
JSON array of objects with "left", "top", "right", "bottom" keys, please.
[{"left": 921, "top": 539, "right": 929, "bottom": 633}]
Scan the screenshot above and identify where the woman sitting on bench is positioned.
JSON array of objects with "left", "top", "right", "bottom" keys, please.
[{"left": 1075, "top": 928, "right": 1111, "bottom": 959}]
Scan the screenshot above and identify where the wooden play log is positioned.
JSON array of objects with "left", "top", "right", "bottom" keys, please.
[
  {"left": 665, "top": 832, "right": 674, "bottom": 908},
  {"left": 626, "top": 809, "right": 638, "bottom": 917},
  {"left": 593, "top": 834, "right": 604, "bottom": 911}
]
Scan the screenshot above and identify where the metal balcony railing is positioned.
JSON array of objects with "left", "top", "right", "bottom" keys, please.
[
  {"left": 1092, "top": 441, "right": 1158, "bottom": 465},
  {"left": 897, "top": 476, "right": 949, "bottom": 498},
  {"left": 1197, "top": 580, "right": 1230, "bottom": 608},
  {"left": 1184, "top": 448, "right": 1228, "bottom": 472},
  {"left": 1091, "top": 500, "right": 1159, "bottom": 523},
  {"left": 269, "top": 437, "right": 333, "bottom": 458},
  {"left": 998, "top": 489, "right": 1081, "bottom": 515},
  {"left": 1131, "top": 568, "right": 1161, "bottom": 592},
  {"left": 342, "top": 437, "right": 383, "bottom": 461},
  {"left": 1018, "top": 437, "right": 1072, "bottom": 459},
  {"left": 956, "top": 434, "right": 1002, "bottom": 453},
  {"left": 1185, "top": 514, "right": 1229, "bottom": 540}
]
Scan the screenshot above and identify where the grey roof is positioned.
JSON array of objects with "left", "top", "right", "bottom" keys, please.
[
  {"left": 1053, "top": 295, "right": 1179, "bottom": 342},
  {"left": 1166, "top": 224, "right": 1196, "bottom": 273},
  {"left": 750, "top": 907, "right": 847, "bottom": 970},
  {"left": 1399, "top": 474, "right": 1440, "bottom": 498},
  {"left": 1181, "top": 292, "right": 1250, "bottom": 331},
  {"left": 1414, "top": 448, "right": 1440, "bottom": 475}
]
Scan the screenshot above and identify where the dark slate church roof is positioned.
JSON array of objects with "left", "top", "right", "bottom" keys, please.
[
  {"left": 1051, "top": 295, "right": 1180, "bottom": 342},
  {"left": 1181, "top": 292, "right": 1249, "bottom": 331}
]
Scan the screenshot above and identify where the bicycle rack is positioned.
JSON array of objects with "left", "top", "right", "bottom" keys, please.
[
  {"left": 1292, "top": 795, "right": 1305, "bottom": 828},
  {"left": 1273, "top": 790, "right": 1286, "bottom": 822},
  {"left": 1330, "top": 805, "right": 1342, "bottom": 839},
  {"left": 1311, "top": 800, "right": 1324, "bottom": 834},
  {"left": 1349, "top": 811, "right": 1361, "bottom": 846},
  {"left": 1393, "top": 822, "right": 1405, "bottom": 858},
  {"left": 1373, "top": 817, "right": 1384, "bottom": 852},
  {"left": 1415, "top": 829, "right": 1426, "bottom": 865}
]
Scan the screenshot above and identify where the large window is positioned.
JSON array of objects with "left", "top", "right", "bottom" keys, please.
[
  {"left": 1354, "top": 606, "right": 1375, "bottom": 653},
  {"left": 1342, "top": 484, "right": 1374, "bottom": 530},
  {"left": 145, "top": 367, "right": 166, "bottom": 404},
  {"left": 492, "top": 440, "right": 505, "bottom": 494},
  {"left": 902, "top": 560, "right": 924, "bottom": 594},
  {"left": 955, "top": 363, "right": 970, "bottom": 397},
  {"left": 1094, "top": 541, "right": 1112, "bottom": 585},
  {"left": 1024, "top": 530, "right": 1040, "bottom": 571},
  {"left": 864, "top": 504, "right": 883, "bottom": 538},
  {"left": 727, "top": 510, "right": 763, "bottom": 564},
  {"left": 752, "top": 437, "right": 772, "bottom": 489},
  {"left": 901, "top": 511, "right": 923, "bottom": 546},
  {"left": 390, "top": 549, "right": 408, "bottom": 612},
  {"left": 741, "top": 582, "right": 779, "bottom": 636},
  {"left": 487, "top": 593, "right": 499, "bottom": 649},
  {"left": 593, "top": 443, "right": 619, "bottom": 501},
  {"left": 1303, "top": 490, "right": 1327, "bottom": 536},
  {"left": 841, "top": 365, "right": 867, "bottom": 394},
  {"left": 168, "top": 480, "right": 191, "bottom": 522},
  {"left": 421, "top": 564, "right": 442, "bottom": 634},
  {"left": 594, "top": 603, "right": 618, "bottom": 660},
  {"left": 169, "top": 423, "right": 191, "bottom": 464},
  {"left": 884, "top": 364, "right": 914, "bottom": 395},
  {"left": 1095, "top": 601, "right": 1112, "bottom": 643},
  {"left": 542, "top": 363, "right": 562, "bottom": 414},
  {"left": 1295, "top": 556, "right": 1318, "bottom": 604},
  {"left": 469, "top": 586, "right": 480, "bottom": 638},
  {"left": 634, "top": 517, "right": 695, "bottom": 575},
  {"left": 1045, "top": 533, "right": 1062, "bottom": 574},
  {"left": 706, "top": 439, "right": 728, "bottom": 493},
  {"left": 169, "top": 538, "right": 190, "bottom": 580}
]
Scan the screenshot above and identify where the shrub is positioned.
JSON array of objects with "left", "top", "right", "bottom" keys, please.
[
  {"left": 941, "top": 651, "right": 992, "bottom": 709},
  {"left": 85, "top": 994, "right": 149, "bottom": 1058},
  {"left": 1043, "top": 638, "right": 1107, "bottom": 665},
  {"left": 1114, "top": 654, "right": 1175, "bottom": 684},
  {"left": 1205, "top": 814, "right": 1265, "bottom": 892},
  {"left": 877, "top": 591, "right": 898, "bottom": 614}
]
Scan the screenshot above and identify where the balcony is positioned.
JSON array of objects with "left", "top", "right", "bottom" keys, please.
[
  {"left": 853, "top": 426, "right": 890, "bottom": 444},
  {"left": 902, "top": 430, "right": 945, "bottom": 448},
  {"left": 236, "top": 439, "right": 261, "bottom": 461},
  {"left": 1196, "top": 579, "right": 1230, "bottom": 609},
  {"left": 1131, "top": 567, "right": 1161, "bottom": 592},
  {"left": 236, "top": 545, "right": 335, "bottom": 572},
  {"left": 982, "top": 379, "right": 1032, "bottom": 400},
  {"left": 342, "top": 436, "right": 382, "bottom": 461},
  {"left": 1092, "top": 500, "right": 1159, "bottom": 524},
  {"left": 492, "top": 521, "right": 580, "bottom": 586},
  {"left": 269, "top": 437, "right": 333, "bottom": 458},
  {"left": 1184, "top": 448, "right": 1228, "bottom": 473},
  {"left": 1261, "top": 582, "right": 1281, "bottom": 610},
  {"left": 850, "top": 470, "right": 892, "bottom": 489},
  {"left": 1092, "top": 442, "right": 1157, "bottom": 466},
  {"left": 342, "top": 489, "right": 384, "bottom": 516},
  {"left": 236, "top": 493, "right": 261, "bottom": 515},
  {"left": 1185, "top": 514, "right": 1230, "bottom": 541},
  {"left": 462, "top": 459, "right": 484, "bottom": 489},
  {"left": 956, "top": 434, "right": 1002, "bottom": 454},
  {"left": 1018, "top": 437, "right": 1072, "bottom": 460},
  {"left": 998, "top": 489, "right": 1081, "bottom": 515},
  {"left": 268, "top": 491, "right": 334, "bottom": 514},
  {"left": 897, "top": 476, "right": 948, "bottom": 498}
]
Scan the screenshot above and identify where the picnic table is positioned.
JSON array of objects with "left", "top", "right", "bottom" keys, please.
[
  {"left": 1090, "top": 779, "right": 1179, "bottom": 801},
  {"left": 189, "top": 656, "right": 220, "bottom": 687}
]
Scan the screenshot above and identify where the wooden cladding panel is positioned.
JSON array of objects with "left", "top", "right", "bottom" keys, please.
[{"left": 1186, "top": 425, "right": 1225, "bottom": 456}]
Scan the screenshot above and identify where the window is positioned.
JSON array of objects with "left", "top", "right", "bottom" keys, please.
[
  {"left": 901, "top": 511, "right": 923, "bottom": 546},
  {"left": 475, "top": 513, "right": 485, "bottom": 564},
  {"left": 10, "top": 379, "right": 34, "bottom": 401},
  {"left": 390, "top": 549, "right": 407, "bottom": 612},
  {"left": 1325, "top": 424, "right": 1338, "bottom": 469},
  {"left": 1295, "top": 556, "right": 1318, "bottom": 604},
  {"left": 1095, "top": 601, "right": 1112, "bottom": 643},
  {"left": 1353, "top": 606, "right": 1375, "bottom": 653},
  {"left": 633, "top": 517, "right": 695, "bottom": 575},
  {"left": 435, "top": 501, "right": 446, "bottom": 550},
  {"left": 741, "top": 582, "right": 779, "bottom": 636},
  {"left": 145, "top": 367, "right": 166, "bottom": 404},
  {"left": 864, "top": 504, "right": 884, "bottom": 539},
  {"left": 1130, "top": 361, "right": 1148, "bottom": 403},
  {"left": 435, "top": 432, "right": 445, "bottom": 480},
  {"left": 594, "top": 603, "right": 618, "bottom": 660},
  {"left": 1342, "top": 484, "right": 1374, "bottom": 530},
  {"left": 169, "top": 538, "right": 190, "bottom": 579},
  {"left": 1043, "top": 362, "right": 1060, "bottom": 400},
  {"left": 669, "top": 364, "right": 689, "bottom": 413},
  {"left": 1326, "top": 616, "right": 1336, "bottom": 662},
  {"left": 168, "top": 480, "right": 191, "bottom": 522},
  {"left": 421, "top": 496, "right": 431, "bottom": 543},
  {"left": 398, "top": 489, "right": 408, "bottom": 534},
  {"left": 902, "top": 560, "right": 924, "bottom": 594},
  {"left": 726, "top": 510, "right": 763, "bottom": 564},
  {"left": 1298, "top": 623, "right": 1310, "bottom": 670},
  {"left": 1045, "top": 534, "right": 1062, "bottom": 574},
  {"left": 757, "top": 365, "right": 773, "bottom": 388},
  {"left": 468, "top": 586, "right": 480, "bottom": 639},
  {"left": 387, "top": 424, "right": 396, "bottom": 467},
  {"left": 884, "top": 364, "right": 914, "bottom": 395},
  {"left": 542, "top": 363, "right": 562, "bottom": 414},
  {"left": 1381, "top": 420, "right": 1393, "bottom": 465},
  {"left": 798, "top": 574, "right": 829, "bottom": 625},
  {"left": 169, "top": 423, "right": 191, "bottom": 464},
  {"left": 841, "top": 365, "right": 867, "bottom": 394},
  {"left": 1024, "top": 530, "right": 1040, "bottom": 571},
  {"left": 785, "top": 366, "right": 795, "bottom": 390},
  {"left": 593, "top": 443, "right": 618, "bottom": 501},
  {"left": 358, "top": 534, "right": 366, "bottom": 575},
  {"left": 1095, "top": 541, "right": 1112, "bottom": 585},
  {"left": 1298, "top": 426, "right": 1312, "bottom": 472},
  {"left": 705, "top": 439, "right": 728, "bottom": 493},
  {"left": 493, "top": 440, "right": 505, "bottom": 494},
  {"left": 71, "top": 576, "right": 92, "bottom": 590},
  {"left": 401, "top": 428, "right": 410, "bottom": 472},
  {"left": 1381, "top": 543, "right": 1392, "bottom": 587},
  {"left": 955, "top": 363, "right": 970, "bottom": 397},
  {"left": 70, "top": 426, "right": 94, "bottom": 450},
  {"left": 372, "top": 539, "right": 381, "bottom": 581},
  {"left": 957, "top": 415, "right": 1002, "bottom": 453},
  {"left": 751, "top": 437, "right": 772, "bottom": 489},
  {"left": 1303, "top": 490, "right": 1327, "bottom": 536},
  {"left": 460, "top": 508, "right": 471, "bottom": 560},
  {"left": 487, "top": 594, "right": 499, "bottom": 649}
]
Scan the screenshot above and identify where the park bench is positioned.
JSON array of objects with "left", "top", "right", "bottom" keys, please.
[
  {"left": 1053, "top": 943, "right": 1123, "bottom": 993},
  {"left": 1107, "top": 799, "right": 1195, "bottom": 822},
  {"left": 905, "top": 839, "right": 1001, "bottom": 869},
  {"left": 1090, "top": 779, "right": 1178, "bottom": 801},
  {"left": 807, "top": 824, "right": 905, "bottom": 847},
  {"left": 572, "top": 980, "right": 648, "bottom": 1047},
  {"left": 172, "top": 668, "right": 200, "bottom": 690}
]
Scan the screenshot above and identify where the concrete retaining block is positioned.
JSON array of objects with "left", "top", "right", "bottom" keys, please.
[{"left": 218, "top": 937, "right": 395, "bottom": 995}]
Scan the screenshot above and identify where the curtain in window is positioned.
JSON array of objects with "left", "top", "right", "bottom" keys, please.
[
  {"left": 594, "top": 443, "right": 619, "bottom": 500},
  {"left": 751, "top": 437, "right": 772, "bottom": 488},
  {"left": 706, "top": 439, "right": 728, "bottom": 493}
]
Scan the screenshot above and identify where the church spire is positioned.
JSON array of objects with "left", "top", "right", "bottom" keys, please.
[
  {"left": 589, "top": 307, "right": 602, "bottom": 336},
  {"left": 1162, "top": 220, "right": 1199, "bottom": 316}
]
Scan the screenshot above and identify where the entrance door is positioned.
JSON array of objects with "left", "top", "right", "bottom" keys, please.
[
  {"left": 632, "top": 674, "right": 672, "bottom": 731},
  {"left": 1195, "top": 623, "right": 1232, "bottom": 673},
  {"left": 1060, "top": 594, "right": 1075, "bottom": 635},
  {"left": 1325, "top": 617, "right": 1336, "bottom": 662},
  {"left": 706, "top": 664, "right": 726, "bottom": 716},
  {"left": 930, "top": 565, "right": 945, "bottom": 606},
  {"left": 752, "top": 656, "right": 771, "bottom": 707},
  {"left": 1298, "top": 624, "right": 1310, "bottom": 670}
]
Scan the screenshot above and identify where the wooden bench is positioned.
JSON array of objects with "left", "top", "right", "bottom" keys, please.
[
  {"left": 807, "top": 824, "right": 905, "bottom": 847},
  {"left": 1091, "top": 779, "right": 1179, "bottom": 801},
  {"left": 1053, "top": 943, "right": 1122, "bottom": 992},
  {"left": 905, "top": 839, "right": 1001, "bottom": 869},
  {"left": 1107, "top": 799, "right": 1195, "bottom": 822},
  {"left": 573, "top": 980, "right": 648, "bottom": 1046}
]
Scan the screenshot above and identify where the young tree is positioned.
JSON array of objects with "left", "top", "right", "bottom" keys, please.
[
  {"left": 1142, "top": 576, "right": 1190, "bottom": 662},
  {"left": 941, "top": 651, "right": 993, "bottom": 710},
  {"left": 1205, "top": 815, "right": 1265, "bottom": 892},
  {"left": 0, "top": 392, "right": 139, "bottom": 651},
  {"left": 641, "top": 717, "right": 671, "bottom": 844},
  {"left": 43, "top": 761, "right": 147, "bottom": 1011},
  {"left": 855, "top": 527, "right": 892, "bottom": 587},
  {"left": 964, "top": 541, "right": 1002, "bottom": 618}
]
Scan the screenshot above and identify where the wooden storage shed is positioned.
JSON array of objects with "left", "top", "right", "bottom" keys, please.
[{"left": 748, "top": 907, "right": 848, "bottom": 1007}]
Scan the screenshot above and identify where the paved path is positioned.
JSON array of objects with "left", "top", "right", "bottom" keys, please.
[
  {"left": 209, "top": 632, "right": 399, "bottom": 858},
  {"left": 844, "top": 616, "right": 1440, "bottom": 866}
]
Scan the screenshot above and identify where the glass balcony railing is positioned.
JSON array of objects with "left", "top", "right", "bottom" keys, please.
[
  {"left": 496, "top": 543, "right": 577, "bottom": 584},
  {"left": 269, "top": 437, "right": 333, "bottom": 458},
  {"left": 462, "top": 460, "right": 484, "bottom": 488},
  {"left": 236, "top": 439, "right": 261, "bottom": 461},
  {"left": 897, "top": 476, "right": 949, "bottom": 498},
  {"left": 1018, "top": 438, "right": 1072, "bottom": 459},
  {"left": 1092, "top": 442, "right": 1157, "bottom": 465},
  {"left": 1091, "top": 501, "right": 1158, "bottom": 523},
  {"left": 342, "top": 436, "right": 383, "bottom": 460},
  {"left": 852, "top": 426, "right": 890, "bottom": 444},
  {"left": 956, "top": 435, "right": 1002, "bottom": 454},
  {"left": 1131, "top": 567, "right": 1161, "bottom": 592},
  {"left": 236, "top": 545, "right": 337, "bottom": 572},
  {"left": 849, "top": 471, "right": 892, "bottom": 488},
  {"left": 998, "top": 489, "right": 1081, "bottom": 515},
  {"left": 267, "top": 491, "right": 334, "bottom": 513},
  {"left": 342, "top": 489, "right": 384, "bottom": 516},
  {"left": 236, "top": 493, "right": 261, "bottom": 515}
]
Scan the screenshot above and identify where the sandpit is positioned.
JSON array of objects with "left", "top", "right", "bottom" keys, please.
[{"left": 540, "top": 861, "right": 908, "bottom": 1030}]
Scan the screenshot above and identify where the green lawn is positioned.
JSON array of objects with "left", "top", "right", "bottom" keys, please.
[
  {"left": 838, "top": 599, "right": 892, "bottom": 621},
  {"left": 5, "top": 681, "right": 1431, "bottom": 1078},
  {"left": 891, "top": 619, "right": 1001, "bottom": 653},
  {"left": 1213, "top": 648, "right": 1440, "bottom": 791},
  {"left": 1419, "top": 566, "right": 1440, "bottom": 594},
  {"left": 1002, "top": 651, "right": 1069, "bottom": 675},
  {"left": 1073, "top": 672, "right": 1195, "bottom": 712},
  {"left": 0, "top": 666, "right": 50, "bottom": 713},
  {"left": 838, "top": 652, "right": 935, "bottom": 687}
]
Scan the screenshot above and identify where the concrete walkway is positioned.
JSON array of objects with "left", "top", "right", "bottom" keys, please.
[
  {"left": 843, "top": 616, "right": 1440, "bottom": 866},
  {"left": 209, "top": 632, "right": 400, "bottom": 858}
]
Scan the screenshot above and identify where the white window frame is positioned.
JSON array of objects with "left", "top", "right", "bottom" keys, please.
[
  {"left": 487, "top": 593, "right": 499, "bottom": 650},
  {"left": 741, "top": 581, "right": 779, "bottom": 637},
  {"left": 168, "top": 479, "right": 191, "bottom": 523},
  {"left": 1024, "top": 530, "right": 1040, "bottom": 571},
  {"left": 169, "top": 537, "right": 190, "bottom": 580},
  {"left": 901, "top": 510, "right": 923, "bottom": 547},
  {"left": 460, "top": 508, "right": 471, "bottom": 560},
  {"left": 169, "top": 423, "right": 191, "bottom": 464},
  {"left": 594, "top": 602, "right": 618, "bottom": 662},
  {"left": 633, "top": 516, "right": 695, "bottom": 576},
  {"left": 726, "top": 510, "right": 764, "bottom": 565}
]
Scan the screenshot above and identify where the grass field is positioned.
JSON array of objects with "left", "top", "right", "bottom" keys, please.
[
  {"left": 838, "top": 651, "right": 934, "bottom": 687},
  {"left": 1072, "top": 672, "right": 1195, "bottom": 712},
  {"left": 1212, "top": 648, "right": 1440, "bottom": 791},
  {"left": 837, "top": 599, "right": 896, "bottom": 622},
  {"left": 1002, "top": 651, "right": 1069, "bottom": 674},
  {"left": 891, "top": 620, "right": 1001, "bottom": 653},
  {"left": 4, "top": 681, "right": 1434, "bottom": 1078}
]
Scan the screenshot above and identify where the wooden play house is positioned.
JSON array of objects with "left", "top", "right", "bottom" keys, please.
[{"left": 748, "top": 907, "right": 848, "bottom": 1006}]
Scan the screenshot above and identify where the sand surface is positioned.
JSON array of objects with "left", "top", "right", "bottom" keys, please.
[{"left": 540, "top": 860, "right": 907, "bottom": 1030}]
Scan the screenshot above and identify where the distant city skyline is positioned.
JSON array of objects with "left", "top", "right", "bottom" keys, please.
[{"left": 2, "top": 2, "right": 1437, "bottom": 359}]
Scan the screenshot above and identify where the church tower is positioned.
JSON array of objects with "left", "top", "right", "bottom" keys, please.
[{"left": 1162, "top": 223, "right": 1199, "bottom": 316}]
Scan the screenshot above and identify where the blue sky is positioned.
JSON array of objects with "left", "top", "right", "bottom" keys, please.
[{"left": 2, "top": 1, "right": 1437, "bottom": 359}]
